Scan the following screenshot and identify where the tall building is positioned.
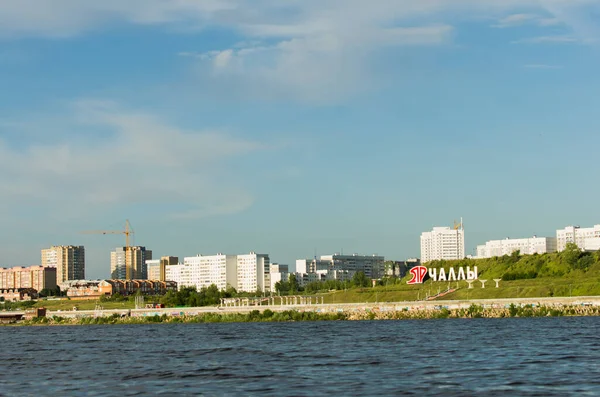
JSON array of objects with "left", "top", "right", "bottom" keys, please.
[
  {"left": 110, "top": 247, "right": 152, "bottom": 280},
  {"left": 41, "top": 245, "right": 85, "bottom": 282},
  {"left": 476, "top": 236, "right": 557, "bottom": 258},
  {"left": 0, "top": 265, "right": 57, "bottom": 291},
  {"left": 145, "top": 256, "right": 178, "bottom": 281},
  {"left": 237, "top": 252, "right": 270, "bottom": 293},
  {"left": 420, "top": 222, "right": 465, "bottom": 263},
  {"left": 181, "top": 254, "right": 238, "bottom": 291},
  {"left": 165, "top": 252, "right": 270, "bottom": 293},
  {"left": 556, "top": 225, "right": 600, "bottom": 252}
]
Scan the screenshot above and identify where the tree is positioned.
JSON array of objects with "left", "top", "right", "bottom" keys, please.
[
  {"left": 289, "top": 274, "right": 300, "bottom": 294},
  {"left": 351, "top": 271, "right": 369, "bottom": 288},
  {"left": 562, "top": 242, "right": 582, "bottom": 267}
]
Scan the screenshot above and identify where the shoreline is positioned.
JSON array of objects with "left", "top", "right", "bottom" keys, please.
[{"left": 4, "top": 300, "right": 600, "bottom": 326}]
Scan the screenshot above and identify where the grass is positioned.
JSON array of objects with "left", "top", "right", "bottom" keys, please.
[
  {"left": 33, "top": 299, "right": 135, "bottom": 311},
  {"left": 316, "top": 276, "right": 600, "bottom": 304}
]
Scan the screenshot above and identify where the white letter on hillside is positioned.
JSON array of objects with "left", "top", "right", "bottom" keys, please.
[
  {"left": 438, "top": 268, "right": 447, "bottom": 282},
  {"left": 428, "top": 268, "right": 437, "bottom": 282}
]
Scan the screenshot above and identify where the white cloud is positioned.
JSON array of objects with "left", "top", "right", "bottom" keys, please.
[
  {"left": 491, "top": 13, "right": 565, "bottom": 28},
  {"left": 492, "top": 13, "right": 540, "bottom": 28},
  {"left": 0, "top": 100, "right": 262, "bottom": 221},
  {"left": 1, "top": 0, "right": 599, "bottom": 101},
  {"left": 213, "top": 49, "right": 234, "bottom": 69},
  {"left": 512, "top": 35, "right": 579, "bottom": 44}
]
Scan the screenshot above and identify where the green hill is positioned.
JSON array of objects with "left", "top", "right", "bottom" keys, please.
[{"left": 318, "top": 243, "right": 600, "bottom": 303}]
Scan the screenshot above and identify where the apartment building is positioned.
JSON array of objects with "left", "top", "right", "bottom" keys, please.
[
  {"left": 476, "top": 236, "right": 557, "bottom": 258},
  {"left": 320, "top": 254, "right": 385, "bottom": 279},
  {"left": 270, "top": 263, "right": 289, "bottom": 292},
  {"left": 0, "top": 265, "right": 57, "bottom": 291},
  {"left": 110, "top": 246, "right": 152, "bottom": 280},
  {"left": 420, "top": 224, "right": 465, "bottom": 263},
  {"left": 146, "top": 256, "right": 178, "bottom": 281},
  {"left": 556, "top": 225, "right": 600, "bottom": 252},
  {"left": 41, "top": 245, "right": 85, "bottom": 282},
  {"left": 237, "top": 252, "right": 270, "bottom": 293}
]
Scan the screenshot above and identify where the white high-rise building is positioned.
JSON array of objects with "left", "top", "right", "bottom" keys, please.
[
  {"left": 182, "top": 254, "right": 238, "bottom": 291},
  {"left": 420, "top": 222, "right": 465, "bottom": 263},
  {"left": 165, "top": 263, "right": 184, "bottom": 285},
  {"left": 237, "top": 252, "right": 270, "bottom": 293},
  {"left": 556, "top": 225, "right": 600, "bottom": 251},
  {"left": 165, "top": 253, "right": 270, "bottom": 293},
  {"left": 476, "top": 236, "right": 557, "bottom": 258}
]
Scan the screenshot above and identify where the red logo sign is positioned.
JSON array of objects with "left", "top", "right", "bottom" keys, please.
[{"left": 407, "top": 266, "right": 428, "bottom": 284}]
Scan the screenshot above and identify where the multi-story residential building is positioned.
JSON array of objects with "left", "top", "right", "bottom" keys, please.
[
  {"left": 296, "top": 259, "right": 331, "bottom": 274},
  {"left": 165, "top": 253, "right": 270, "bottom": 293},
  {"left": 182, "top": 254, "right": 238, "bottom": 291},
  {"left": 295, "top": 254, "right": 385, "bottom": 282},
  {"left": 476, "top": 236, "right": 557, "bottom": 258},
  {"left": 110, "top": 246, "right": 152, "bottom": 280},
  {"left": 385, "top": 259, "right": 421, "bottom": 278},
  {"left": 146, "top": 260, "right": 161, "bottom": 280},
  {"left": 237, "top": 252, "right": 270, "bottom": 293},
  {"left": 270, "top": 264, "right": 289, "bottom": 292},
  {"left": 146, "top": 256, "right": 178, "bottom": 281},
  {"left": 0, "top": 266, "right": 57, "bottom": 291},
  {"left": 420, "top": 223, "right": 465, "bottom": 263},
  {"left": 556, "top": 225, "right": 600, "bottom": 252},
  {"left": 165, "top": 262, "right": 184, "bottom": 285},
  {"left": 319, "top": 254, "right": 385, "bottom": 279},
  {"left": 41, "top": 245, "right": 85, "bottom": 282}
]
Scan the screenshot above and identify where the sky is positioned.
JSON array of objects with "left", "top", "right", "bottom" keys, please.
[{"left": 1, "top": 0, "right": 600, "bottom": 278}]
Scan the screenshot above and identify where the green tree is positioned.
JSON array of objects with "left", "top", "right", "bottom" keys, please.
[
  {"left": 289, "top": 274, "right": 300, "bottom": 294},
  {"left": 351, "top": 271, "right": 369, "bottom": 288},
  {"left": 562, "top": 242, "right": 582, "bottom": 267}
]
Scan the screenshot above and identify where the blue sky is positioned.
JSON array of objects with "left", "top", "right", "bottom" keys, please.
[{"left": 1, "top": 0, "right": 600, "bottom": 278}]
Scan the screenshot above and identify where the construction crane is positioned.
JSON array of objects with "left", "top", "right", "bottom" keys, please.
[
  {"left": 81, "top": 220, "right": 135, "bottom": 280},
  {"left": 453, "top": 218, "right": 464, "bottom": 231}
]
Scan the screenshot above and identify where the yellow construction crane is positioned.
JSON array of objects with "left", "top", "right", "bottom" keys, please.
[{"left": 81, "top": 220, "right": 135, "bottom": 280}]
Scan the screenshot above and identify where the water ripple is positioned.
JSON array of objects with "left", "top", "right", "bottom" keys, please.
[{"left": 2, "top": 318, "right": 600, "bottom": 396}]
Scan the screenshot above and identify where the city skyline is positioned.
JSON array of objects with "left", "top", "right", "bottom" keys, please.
[{"left": 1, "top": 2, "right": 600, "bottom": 278}]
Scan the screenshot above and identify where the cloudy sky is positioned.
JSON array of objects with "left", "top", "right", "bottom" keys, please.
[{"left": 1, "top": 0, "right": 600, "bottom": 277}]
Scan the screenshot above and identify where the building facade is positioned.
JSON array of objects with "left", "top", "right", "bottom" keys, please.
[
  {"left": 420, "top": 225, "right": 465, "bottom": 263},
  {"left": 237, "top": 253, "right": 270, "bottom": 293},
  {"left": 110, "top": 246, "right": 152, "bottom": 280},
  {"left": 165, "top": 253, "right": 270, "bottom": 293},
  {"left": 476, "top": 236, "right": 557, "bottom": 258},
  {"left": 146, "top": 256, "right": 178, "bottom": 281},
  {"left": 318, "top": 254, "right": 385, "bottom": 279},
  {"left": 270, "top": 264, "right": 289, "bottom": 292},
  {"left": 0, "top": 265, "right": 57, "bottom": 291},
  {"left": 385, "top": 259, "right": 421, "bottom": 278},
  {"left": 181, "top": 254, "right": 238, "bottom": 291},
  {"left": 556, "top": 225, "right": 600, "bottom": 252},
  {"left": 41, "top": 245, "right": 85, "bottom": 282},
  {"left": 0, "top": 288, "right": 38, "bottom": 302}
]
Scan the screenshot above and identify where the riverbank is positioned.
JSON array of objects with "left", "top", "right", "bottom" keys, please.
[{"left": 6, "top": 302, "right": 600, "bottom": 326}]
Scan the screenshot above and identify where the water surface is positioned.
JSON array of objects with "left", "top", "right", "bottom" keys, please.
[{"left": 1, "top": 317, "right": 600, "bottom": 396}]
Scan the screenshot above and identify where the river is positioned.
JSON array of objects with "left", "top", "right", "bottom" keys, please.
[{"left": 1, "top": 317, "right": 600, "bottom": 396}]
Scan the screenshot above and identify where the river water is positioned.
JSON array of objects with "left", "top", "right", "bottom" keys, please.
[{"left": 1, "top": 317, "right": 600, "bottom": 396}]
